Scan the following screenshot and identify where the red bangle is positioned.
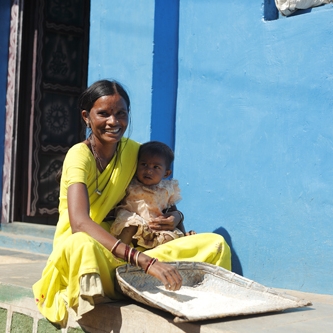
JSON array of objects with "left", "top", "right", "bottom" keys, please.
[
  {"left": 124, "top": 245, "right": 130, "bottom": 262},
  {"left": 130, "top": 248, "right": 137, "bottom": 265},
  {"left": 145, "top": 258, "right": 158, "bottom": 274}
]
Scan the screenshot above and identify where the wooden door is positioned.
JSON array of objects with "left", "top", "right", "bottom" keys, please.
[{"left": 14, "top": 0, "right": 90, "bottom": 225}]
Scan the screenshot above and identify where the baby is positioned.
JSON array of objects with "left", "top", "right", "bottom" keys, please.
[{"left": 110, "top": 141, "right": 184, "bottom": 248}]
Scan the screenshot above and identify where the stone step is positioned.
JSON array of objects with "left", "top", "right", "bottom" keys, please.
[
  {"left": 0, "top": 281, "right": 231, "bottom": 333},
  {"left": 0, "top": 222, "right": 54, "bottom": 255},
  {"left": 0, "top": 222, "right": 55, "bottom": 239},
  {"left": 1, "top": 248, "right": 333, "bottom": 333}
]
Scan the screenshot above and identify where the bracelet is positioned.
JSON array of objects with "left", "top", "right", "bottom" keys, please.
[
  {"left": 110, "top": 240, "right": 141, "bottom": 265},
  {"left": 129, "top": 248, "right": 137, "bottom": 265},
  {"left": 124, "top": 244, "right": 130, "bottom": 262},
  {"left": 145, "top": 258, "right": 158, "bottom": 274},
  {"left": 146, "top": 258, "right": 158, "bottom": 274},
  {"left": 128, "top": 247, "right": 133, "bottom": 263},
  {"left": 135, "top": 251, "right": 141, "bottom": 267},
  {"left": 110, "top": 239, "right": 121, "bottom": 254}
]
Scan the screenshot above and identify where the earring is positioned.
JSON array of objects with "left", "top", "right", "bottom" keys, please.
[{"left": 86, "top": 122, "right": 90, "bottom": 128}]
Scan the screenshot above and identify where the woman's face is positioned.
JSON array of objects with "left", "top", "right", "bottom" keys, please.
[{"left": 84, "top": 94, "right": 129, "bottom": 144}]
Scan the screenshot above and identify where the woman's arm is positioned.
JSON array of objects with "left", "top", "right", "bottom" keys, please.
[{"left": 68, "top": 183, "right": 118, "bottom": 249}]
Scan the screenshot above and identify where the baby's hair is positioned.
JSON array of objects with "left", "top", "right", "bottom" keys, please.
[{"left": 138, "top": 141, "right": 174, "bottom": 169}]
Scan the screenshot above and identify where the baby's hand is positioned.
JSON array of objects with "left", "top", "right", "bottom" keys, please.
[
  {"left": 149, "top": 215, "right": 175, "bottom": 231},
  {"left": 185, "top": 230, "right": 196, "bottom": 236}
]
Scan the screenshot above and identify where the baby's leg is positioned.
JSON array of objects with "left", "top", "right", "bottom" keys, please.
[
  {"left": 119, "top": 226, "right": 138, "bottom": 245},
  {"left": 160, "top": 233, "right": 175, "bottom": 244}
]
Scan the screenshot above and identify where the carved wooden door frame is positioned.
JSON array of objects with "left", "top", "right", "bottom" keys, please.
[{"left": 2, "top": 0, "right": 90, "bottom": 224}]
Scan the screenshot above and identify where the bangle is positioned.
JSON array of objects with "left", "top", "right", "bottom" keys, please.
[
  {"left": 145, "top": 258, "right": 158, "bottom": 274},
  {"left": 128, "top": 247, "right": 133, "bottom": 263},
  {"left": 146, "top": 258, "right": 158, "bottom": 274},
  {"left": 124, "top": 245, "right": 130, "bottom": 262},
  {"left": 135, "top": 251, "right": 141, "bottom": 267},
  {"left": 110, "top": 239, "right": 121, "bottom": 254},
  {"left": 129, "top": 248, "right": 137, "bottom": 265},
  {"left": 144, "top": 258, "right": 155, "bottom": 273}
]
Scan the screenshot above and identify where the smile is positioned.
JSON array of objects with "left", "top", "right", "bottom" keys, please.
[{"left": 105, "top": 128, "right": 121, "bottom": 134}]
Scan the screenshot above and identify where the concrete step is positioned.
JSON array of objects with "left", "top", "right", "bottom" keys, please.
[
  {"left": 0, "top": 281, "right": 226, "bottom": 333},
  {"left": 0, "top": 222, "right": 54, "bottom": 255},
  {"left": 1, "top": 275, "right": 333, "bottom": 333},
  {"left": 0, "top": 222, "right": 55, "bottom": 239},
  {"left": 1, "top": 248, "right": 333, "bottom": 332}
]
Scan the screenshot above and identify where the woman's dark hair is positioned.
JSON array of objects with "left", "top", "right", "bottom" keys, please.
[
  {"left": 138, "top": 141, "right": 174, "bottom": 169},
  {"left": 78, "top": 79, "right": 131, "bottom": 112}
]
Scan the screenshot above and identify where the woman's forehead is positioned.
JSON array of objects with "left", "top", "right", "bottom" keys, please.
[{"left": 93, "top": 94, "right": 128, "bottom": 110}]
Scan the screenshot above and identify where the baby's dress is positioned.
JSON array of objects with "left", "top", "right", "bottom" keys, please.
[{"left": 111, "top": 178, "right": 184, "bottom": 248}]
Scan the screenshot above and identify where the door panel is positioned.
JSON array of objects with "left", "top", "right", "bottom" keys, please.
[{"left": 16, "top": 0, "right": 90, "bottom": 225}]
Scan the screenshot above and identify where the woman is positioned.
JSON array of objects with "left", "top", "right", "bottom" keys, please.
[{"left": 33, "top": 80, "right": 231, "bottom": 327}]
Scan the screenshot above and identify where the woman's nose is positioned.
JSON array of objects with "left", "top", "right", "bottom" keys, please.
[{"left": 107, "top": 114, "right": 118, "bottom": 124}]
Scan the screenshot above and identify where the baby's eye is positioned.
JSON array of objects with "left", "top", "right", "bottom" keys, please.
[{"left": 154, "top": 165, "right": 161, "bottom": 169}]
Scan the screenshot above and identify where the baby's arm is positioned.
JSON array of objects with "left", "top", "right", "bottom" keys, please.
[
  {"left": 118, "top": 225, "right": 138, "bottom": 245},
  {"left": 164, "top": 205, "right": 186, "bottom": 233},
  {"left": 149, "top": 205, "right": 180, "bottom": 232},
  {"left": 148, "top": 205, "right": 184, "bottom": 232},
  {"left": 163, "top": 206, "right": 196, "bottom": 236}
]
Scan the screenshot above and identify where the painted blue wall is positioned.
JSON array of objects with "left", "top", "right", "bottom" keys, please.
[
  {"left": 89, "top": 1, "right": 333, "bottom": 294},
  {"left": 0, "top": 1, "right": 11, "bottom": 214},
  {"left": 88, "top": 0, "right": 155, "bottom": 144},
  {"left": 150, "top": 0, "right": 179, "bottom": 150},
  {"left": 175, "top": 1, "right": 333, "bottom": 294}
]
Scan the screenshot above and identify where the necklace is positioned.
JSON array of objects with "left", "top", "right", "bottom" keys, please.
[
  {"left": 90, "top": 138, "right": 104, "bottom": 172},
  {"left": 89, "top": 135, "right": 119, "bottom": 195}
]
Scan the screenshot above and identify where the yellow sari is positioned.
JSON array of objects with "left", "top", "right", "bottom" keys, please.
[{"left": 32, "top": 138, "right": 231, "bottom": 327}]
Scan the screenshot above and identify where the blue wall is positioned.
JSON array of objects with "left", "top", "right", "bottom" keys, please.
[
  {"left": 0, "top": 1, "right": 11, "bottom": 213},
  {"left": 88, "top": 0, "right": 155, "bottom": 144},
  {"left": 89, "top": 1, "right": 333, "bottom": 294},
  {"left": 150, "top": 0, "right": 179, "bottom": 149}
]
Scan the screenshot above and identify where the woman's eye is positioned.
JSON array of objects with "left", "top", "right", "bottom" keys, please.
[{"left": 117, "top": 110, "right": 128, "bottom": 117}]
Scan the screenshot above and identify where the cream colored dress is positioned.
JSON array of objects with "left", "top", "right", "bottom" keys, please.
[{"left": 111, "top": 178, "right": 184, "bottom": 248}]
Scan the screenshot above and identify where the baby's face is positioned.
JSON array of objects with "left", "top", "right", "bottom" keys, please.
[{"left": 136, "top": 153, "right": 170, "bottom": 186}]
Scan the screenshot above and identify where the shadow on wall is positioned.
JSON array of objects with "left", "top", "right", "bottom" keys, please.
[{"left": 214, "top": 227, "right": 243, "bottom": 276}]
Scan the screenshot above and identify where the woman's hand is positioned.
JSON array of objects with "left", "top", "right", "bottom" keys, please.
[
  {"left": 149, "top": 214, "right": 177, "bottom": 231},
  {"left": 147, "top": 260, "right": 182, "bottom": 291}
]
